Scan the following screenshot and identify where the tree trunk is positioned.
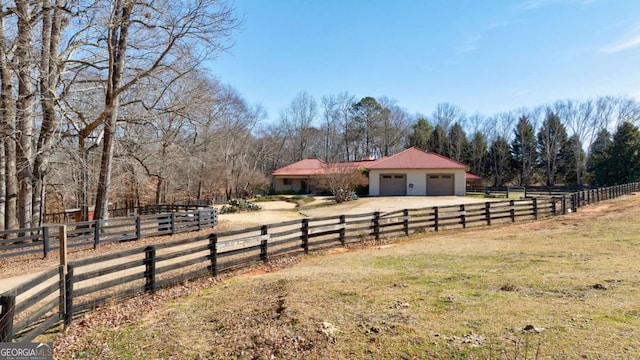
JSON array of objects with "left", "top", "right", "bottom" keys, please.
[
  {"left": 0, "top": 8, "right": 17, "bottom": 233},
  {"left": 94, "top": 109, "right": 118, "bottom": 220},
  {"left": 93, "top": 1, "right": 132, "bottom": 220},
  {"left": 0, "top": 142, "right": 5, "bottom": 230},
  {"left": 33, "top": 0, "right": 65, "bottom": 227},
  {"left": 76, "top": 137, "right": 90, "bottom": 222},
  {"left": 155, "top": 177, "right": 163, "bottom": 204},
  {"left": 4, "top": 139, "right": 17, "bottom": 233},
  {"left": 15, "top": 0, "right": 34, "bottom": 230}
]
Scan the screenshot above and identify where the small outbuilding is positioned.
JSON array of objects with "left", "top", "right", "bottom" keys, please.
[{"left": 366, "top": 147, "right": 468, "bottom": 196}]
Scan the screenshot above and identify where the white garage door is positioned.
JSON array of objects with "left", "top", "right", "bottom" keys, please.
[
  {"left": 379, "top": 174, "right": 406, "bottom": 196},
  {"left": 427, "top": 174, "right": 455, "bottom": 196}
]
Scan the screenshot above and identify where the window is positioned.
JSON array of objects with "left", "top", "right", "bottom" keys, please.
[
  {"left": 283, "top": 178, "right": 291, "bottom": 185},
  {"left": 382, "top": 175, "right": 392, "bottom": 179}
]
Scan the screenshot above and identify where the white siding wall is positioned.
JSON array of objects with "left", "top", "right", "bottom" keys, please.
[{"left": 369, "top": 169, "right": 466, "bottom": 196}]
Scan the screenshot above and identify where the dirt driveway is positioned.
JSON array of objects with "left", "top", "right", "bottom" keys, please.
[
  {"left": 217, "top": 196, "right": 490, "bottom": 228},
  {"left": 300, "top": 196, "right": 488, "bottom": 217}
]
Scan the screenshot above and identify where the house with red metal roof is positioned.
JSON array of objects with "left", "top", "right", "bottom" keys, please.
[
  {"left": 271, "top": 158, "right": 375, "bottom": 194},
  {"left": 272, "top": 147, "right": 475, "bottom": 196}
]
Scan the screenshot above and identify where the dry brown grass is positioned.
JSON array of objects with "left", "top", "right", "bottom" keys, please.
[{"left": 55, "top": 194, "right": 640, "bottom": 359}]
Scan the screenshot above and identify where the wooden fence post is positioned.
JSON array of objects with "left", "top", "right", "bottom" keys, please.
[
  {"left": 93, "top": 219, "right": 100, "bottom": 249},
  {"left": 510, "top": 200, "right": 516, "bottom": 222},
  {"left": 460, "top": 204, "right": 466, "bottom": 228},
  {"left": 0, "top": 293, "right": 16, "bottom": 342},
  {"left": 58, "top": 265, "right": 66, "bottom": 322},
  {"left": 339, "top": 215, "right": 346, "bottom": 245},
  {"left": 551, "top": 197, "right": 557, "bottom": 216},
  {"left": 561, "top": 195, "right": 566, "bottom": 214},
  {"left": 403, "top": 210, "right": 409, "bottom": 236},
  {"left": 197, "top": 210, "right": 202, "bottom": 231},
  {"left": 136, "top": 216, "right": 142, "bottom": 240},
  {"left": 260, "top": 225, "right": 268, "bottom": 262},
  {"left": 485, "top": 202, "right": 491, "bottom": 226},
  {"left": 59, "top": 225, "right": 68, "bottom": 320},
  {"left": 170, "top": 212, "right": 176, "bottom": 235},
  {"left": 64, "top": 264, "right": 74, "bottom": 328},
  {"left": 532, "top": 198, "right": 538, "bottom": 220},
  {"left": 301, "top": 219, "right": 309, "bottom": 254},
  {"left": 373, "top": 212, "right": 380, "bottom": 241},
  {"left": 144, "top": 246, "right": 156, "bottom": 294},
  {"left": 433, "top": 207, "right": 439, "bottom": 232},
  {"left": 43, "top": 226, "right": 50, "bottom": 257},
  {"left": 208, "top": 234, "right": 218, "bottom": 277}
]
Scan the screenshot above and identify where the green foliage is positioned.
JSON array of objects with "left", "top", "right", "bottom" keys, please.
[
  {"left": 511, "top": 115, "right": 537, "bottom": 186},
  {"left": 428, "top": 124, "right": 449, "bottom": 156},
  {"left": 447, "top": 123, "right": 468, "bottom": 162},
  {"left": 594, "top": 122, "right": 640, "bottom": 185},
  {"left": 487, "top": 136, "right": 513, "bottom": 187},
  {"left": 407, "top": 118, "right": 432, "bottom": 150},
  {"left": 587, "top": 129, "right": 613, "bottom": 185},
  {"left": 558, "top": 134, "right": 585, "bottom": 186},
  {"left": 351, "top": 96, "right": 384, "bottom": 157},
  {"left": 465, "top": 131, "right": 488, "bottom": 179},
  {"left": 537, "top": 112, "right": 568, "bottom": 186}
]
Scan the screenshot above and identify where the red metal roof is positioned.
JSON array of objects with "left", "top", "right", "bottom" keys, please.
[
  {"left": 366, "top": 147, "right": 468, "bottom": 170},
  {"left": 466, "top": 173, "right": 481, "bottom": 180},
  {"left": 271, "top": 148, "right": 469, "bottom": 176},
  {"left": 272, "top": 158, "right": 327, "bottom": 176},
  {"left": 272, "top": 158, "right": 379, "bottom": 176}
]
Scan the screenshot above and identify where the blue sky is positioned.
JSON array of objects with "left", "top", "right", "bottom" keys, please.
[{"left": 209, "top": 0, "right": 640, "bottom": 122}]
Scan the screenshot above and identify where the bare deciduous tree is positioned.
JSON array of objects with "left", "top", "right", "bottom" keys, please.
[
  {"left": 61, "top": 0, "right": 238, "bottom": 220},
  {"left": 312, "top": 163, "right": 367, "bottom": 203}
]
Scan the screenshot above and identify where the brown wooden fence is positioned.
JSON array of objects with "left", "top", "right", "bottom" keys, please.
[
  {"left": 44, "top": 201, "right": 214, "bottom": 224},
  {"left": 1, "top": 182, "right": 638, "bottom": 343},
  {"left": 0, "top": 208, "right": 218, "bottom": 259}
]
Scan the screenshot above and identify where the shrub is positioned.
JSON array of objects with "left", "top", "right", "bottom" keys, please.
[{"left": 219, "top": 199, "right": 261, "bottom": 214}]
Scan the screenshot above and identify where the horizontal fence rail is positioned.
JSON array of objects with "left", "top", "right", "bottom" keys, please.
[
  {"left": 0, "top": 208, "right": 218, "bottom": 259},
  {"left": 44, "top": 201, "right": 214, "bottom": 224},
  {"left": 1, "top": 182, "right": 638, "bottom": 342}
]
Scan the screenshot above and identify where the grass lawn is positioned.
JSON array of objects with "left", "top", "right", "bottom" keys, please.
[{"left": 54, "top": 194, "right": 640, "bottom": 359}]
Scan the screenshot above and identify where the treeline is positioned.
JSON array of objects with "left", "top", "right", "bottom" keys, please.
[{"left": 405, "top": 97, "right": 640, "bottom": 187}]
